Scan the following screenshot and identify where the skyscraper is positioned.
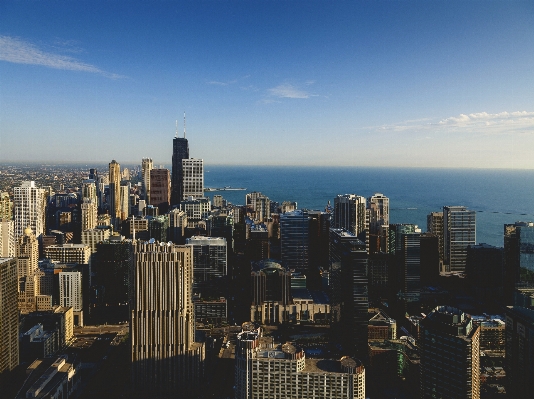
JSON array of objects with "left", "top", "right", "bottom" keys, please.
[
  {"left": 280, "top": 210, "right": 309, "bottom": 274},
  {"left": 0, "top": 191, "right": 13, "bottom": 220},
  {"left": 131, "top": 241, "right": 204, "bottom": 396},
  {"left": 141, "top": 158, "right": 153, "bottom": 202},
  {"left": 149, "top": 168, "right": 171, "bottom": 210},
  {"left": 108, "top": 160, "right": 121, "bottom": 221},
  {"left": 14, "top": 181, "right": 46, "bottom": 238},
  {"left": 182, "top": 158, "right": 204, "bottom": 200},
  {"left": 333, "top": 194, "right": 367, "bottom": 241},
  {"left": 0, "top": 220, "right": 15, "bottom": 258},
  {"left": 505, "top": 306, "right": 534, "bottom": 398},
  {"left": 171, "top": 127, "right": 189, "bottom": 207},
  {"left": 16, "top": 227, "right": 39, "bottom": 314},
  {"left": 0, "top": 257, "right": 18, "bottom": 374},
  {"left": 185, "top": 236, "right": 227, "bottom": 288},
  {"left": 443, "top": 206, "right": 476, "bottom": 272},
  {"left": 504, "top": 221, "right": 534, "bottom": 299},
  {"left": 368, "top": 193, "right": 389, "bottom": 254},
  {"left": 427, "top": 211, "right": 444, "bottom": 263},
  {"left": 420, "top": 306, "right": 480, "bottom": 399}
]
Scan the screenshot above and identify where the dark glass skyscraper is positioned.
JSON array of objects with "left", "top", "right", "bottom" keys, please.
[{"left": 171, "top": 136, "right": 189, "bottom": 206}]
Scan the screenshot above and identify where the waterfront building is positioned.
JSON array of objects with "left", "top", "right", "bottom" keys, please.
[
  {"left": 505, "top": 306, "right": 534, "bottom": 398},
  {"left": 131, "top": 241, "right": 205, "bottom": 396},
  {"left": 14, "top": 181, "right": 46, "bottom": 238},
  {"left": 333, "top": 194, "right": 367, "bottom": 240},
  {"left": 427, "top": 211, "right": 444, "bottom": 263},
  {"left": 182, "top": 158, "right": 204, "bottom": 200},
  {"left": 504, "top": 221, "right": 534, "bottom": 300},
  {"left": 368, "top": 193, "right": 389, "bottom": 254},
  {"left": 420, "top": 306, "right": 480, "bottom": 399},
  {"left": 443, "top": 206, "right": 476, "bottom": 272},
  {"left": 235, "top": 327, "right": 365, "bottom": 399},
  {"left": 0, "top": 257, "right": 18, "bottom": 373},
  {"left": 141, "top": 158, "right": 153, "bottom": 202}
]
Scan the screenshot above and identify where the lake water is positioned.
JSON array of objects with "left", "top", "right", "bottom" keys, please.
[{"left": 204, "top": 166, "right": 534, "bottom": 247}]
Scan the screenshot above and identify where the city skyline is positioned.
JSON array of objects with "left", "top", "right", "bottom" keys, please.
[{"left": 1, "top": 1, "right": 534, "bottom": 168}]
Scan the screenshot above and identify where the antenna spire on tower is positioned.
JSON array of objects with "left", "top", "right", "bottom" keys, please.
[
  {"left": 175, "top": 120, "right": 179, "bottom": 138},
  {"left": 183, "top": 111, "right": 186, "bottom": 138}
]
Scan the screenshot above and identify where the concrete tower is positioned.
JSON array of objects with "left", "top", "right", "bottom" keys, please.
[
  {"left": 182, "top": 158, "right": 204, "bottom": 200},
  {"left": 108, "top": 160, "right": 121, "bottom": 221},
  {"left": 443, "top": 206, "right": 476, "bottom": 272},
  {"left": 420, "top": 306, "right": 480, "bottom": 399},
  {"left": 14, "top": 181, "right": 46, "bottom": 239},
  {"left": 141, "top": 158, "right": 153, "bottom": 202},
  {"left": 131, "top": 241, "right": 204, "bottom": 396}
]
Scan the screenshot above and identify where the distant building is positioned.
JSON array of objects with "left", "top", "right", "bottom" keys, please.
[
  {"left": 59, "top": 271, "right": 83, "bottom": 326},
  {"left": 108, "top": 160, "right": 121, "bottom": 222},
  {"left": 149, "top": 168, "right": 170, "bottom": 210},
  {"left": 427, "top": 211, "right": 444, "bottom": 263},
  {"left": 0, "top": 191, "right": 13, "bottom": 220},
  {"left": 466, "top": 243, "right": 504, "bottom": 302},
  {"left": 420, "top": 306, "right": 480, "bottom": 399},
  {"left": 16, "top": 227, "right": 40, "bottom": 314},
  {"left": 0, "top": 257, "right": 18, "bottom": 373},
  {"left": 171, "top": 134, "right": 189, "bottom": 207},
  {"left": 182, "top": 158, "right": 204, "bottom": 200},
  {"left": 368, "top": 193, "right": 389, "bottom": 254},
  {"left": 14, "top": 181, "right": 46, "bottom": 238},
  {"left": 504, "top": 221, "right": 534, "bottom": 299},
  {"left": 368, "top": 308, "right": 396, "bottom": 340},
  {"left": 141, "top": 158, "right": 153, "bottom": 202},
  {"left": 80, "top": 198, "right": 97, "bottom": 231},
  {"left": 443, "top": 206, "right": 476, "bottom": 272},
  {"left": 235, "top": 327, "right": 365, "bottom": 399},
  {"left": 333, "top": 194, "right": 367, "bottom": 241}
]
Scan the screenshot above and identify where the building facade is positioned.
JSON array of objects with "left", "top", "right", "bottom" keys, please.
[
  {"left": 443, "top": 206, "right": 476, "bottom": 272},
  {"left": 0, "top": 257, "right": 18, "bottom": 373},
  {"left": 235, "top": 327, "right": 365, "bottom": 399},
  {"left": 186, "top": 236, "right": 227, "bottom": 287},
  {"left": 171, "top": 135, "right": 189, "bottom": 206},
  {"left": 131, "top": 241, "right": 204, "bottom": 395},
  {"left": 149, "top": 168, "right": 171, "bottom": 209},
  {"left": 14, "top": 181, "right": 46, "bottom": 238},
  {"left": 420, "top": 306, "right": 480, "bottom": 399},
  {"left": 182, "top": 158, "right": 204, "bottom": 200}
]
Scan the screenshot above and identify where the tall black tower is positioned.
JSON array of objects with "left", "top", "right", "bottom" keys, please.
[{"left": 171, "top": 118, "right": 189, "bottom": 207}]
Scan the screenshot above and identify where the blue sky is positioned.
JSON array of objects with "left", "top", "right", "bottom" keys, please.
[{"left": 1, "top": 1, "right": 533, "bottom": 168}]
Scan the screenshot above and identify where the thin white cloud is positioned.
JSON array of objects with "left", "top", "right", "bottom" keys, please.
[
  {"left": 206, "top": 79, "right": 238, "bottom": 86},
  {"left": 268, "top": 83, "right": 311, "bottom": 99},
  {"left": 370, "top": 111, "right": 534, "bottom": 136},
  {"left": 0, "top": 35, "right": 124, "bottom": 79}
]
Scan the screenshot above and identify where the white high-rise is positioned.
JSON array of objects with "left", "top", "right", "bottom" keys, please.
[
  {"left": 182, "top": 158, "right": 204, "bottom": 200},
  {"left": 14, "top": 181, "right": 46, "bottom": 238}
]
